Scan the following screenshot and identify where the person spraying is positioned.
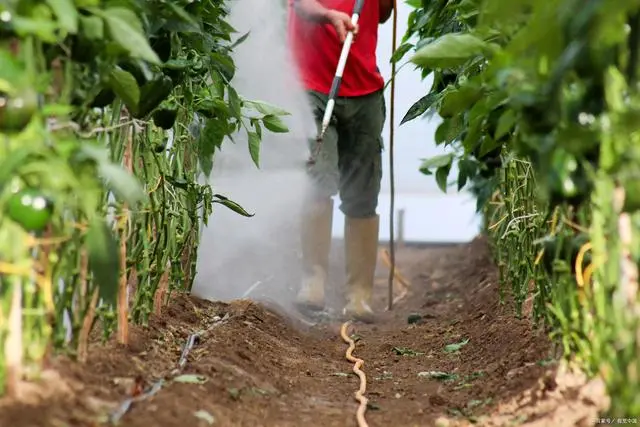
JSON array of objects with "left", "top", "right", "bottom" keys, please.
[{"left": 287, "top": 0, "right": 393, "bottom": 323}]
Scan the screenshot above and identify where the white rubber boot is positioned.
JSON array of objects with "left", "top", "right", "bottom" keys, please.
[
  {"left": 343, "top": 215, "right": 379, "bottom": 323},
  {"left": 295, "top": 197, "right": 334, "bottom": 312}
]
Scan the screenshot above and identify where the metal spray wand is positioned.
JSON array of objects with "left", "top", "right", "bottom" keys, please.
[{"left": 307, "top": 0, "right": 365, "bottom": 166}]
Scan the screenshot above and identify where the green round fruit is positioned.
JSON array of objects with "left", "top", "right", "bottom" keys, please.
[
  {"left": 6, "top": 188, "right": 54, "bottom": 232},
  {"left": 0, "top": 88, "right": 39, "bottom": 133}
]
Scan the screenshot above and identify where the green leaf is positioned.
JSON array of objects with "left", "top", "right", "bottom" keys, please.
[
  {"left": 0, "top": 148, "right": 33, "bottom": 187},
  {"left": 401, "top": 92, "right": 439, "bottom": 125},
  {"left": 102, "top": 7, "right": 144, "bottom": 34},
  {"left": 457, "top": 168, "right": 468, "bottom": 191},
  {"left": 248, "top": 131, "right": 261, "bottom": 168},
  {"left": 391, "top": 42, "right": 414, "bottom": 64},
  {"left": 11, "top": 16, "right": 59, "bottom": 43},
  {"left": 435, "top": 116, "right": 464, "bottom": 145},
  {"left": 227, "top": 86, "right": 242, "bottom": 118},
  {"left": 478, "top": 136, "right": 499, "bottom": 158},
  {"left": 98, "top": 7, "right": 161, "bottom": 64},
  {"left": 210, "top": 52, "right": 235, "bottom": 81},
  {"left": 165, "top": 2, "right": 201, "bottom": 32},
  {"left": 75, "top": 145, "right": 146, "bottom": 205},
  {"left": 230, "top": 31, "right": 251, "bottom": 49},
  {"left": 197, "top": 119, "right": 226, "bottom": 177},
  {"left": 100, "top": 163, "right": 146, "bottom": 205},
  {"left": 604, "top": 66, "right": 626, "bottom": 112},
  {"left": 438, "top": 84, "right": 483, "bottom": 118},
  {"left": 410, "top": 33, "right": 488, "bottom": 69},
  {"left": 108, "top": 67, "right": 140, "bottom": 112},
  {"left": 86, "top": 218, "right": 119, "bottom": 307},
  {"left": 174, "top": 374, "right": 208, "bottom": 384},
  {"left": 435, "top": 165, "right": 451, "bottom": 193},
  {"left": 79, "top": 14, "right": 103, "bottom": 40},
  {"left": 243, "top": 99, "right": 290, "bottom": 116},
  {"left": 463, "top": 118, "right": 483, "bottom": 154},
  {"left": 495, "top": 109, "right": 516, "bottom": 140},
  {"left": 458, "top": 158, "right": 477, "bottom": 191},
  {"left": 419, "top": 153, "right": 454, "bottom": 172},
  {"left": 0, "top": 53, "right": 24, "bottom": 88},
  {"left": 212, "top": 194, "right": 255, "bottom": 217},
  {"left": 41, "top": 103, "right": 74, "bottom": 117},
  {"left": 405, "top": 0, "right": 422, "bottom": 8},
  {"left": 262, "top": 115, "right": 289, "bottom": 133},
  {"left": 46, "top": 0, "right": 78, "bottom": 34}
]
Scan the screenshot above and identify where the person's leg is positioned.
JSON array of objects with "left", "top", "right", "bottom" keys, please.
[
  {"left": 296, "top": 90, "right": 340, "bottom": 312},
  {"left": 336, "top": 90, "right": 385, "bottom": 323}
]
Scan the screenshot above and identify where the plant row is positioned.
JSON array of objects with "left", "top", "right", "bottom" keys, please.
[
  {"left": 398, "top": 0, "right": 640, "bottom": 415},
  {"left": 0, "top": 0, "right": 289, "bottom": 395}
]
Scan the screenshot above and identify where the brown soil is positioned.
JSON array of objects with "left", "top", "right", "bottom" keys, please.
[{"left": 0, "top": 236, "right": 609, "bottom": 427}]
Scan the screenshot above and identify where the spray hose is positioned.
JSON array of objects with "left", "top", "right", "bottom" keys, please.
[{"left": 340, "top": 321, "right": 369, "bottom": 427}]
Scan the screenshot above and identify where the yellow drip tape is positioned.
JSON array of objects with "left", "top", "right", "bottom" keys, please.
[
  {"left": 340, "top": 321, "right": 369, "bottom": 427},
  {"left": 380, "top": 248, "right": 410, "bottom": 286},
  {"left": 379, "top": 248, "right": 410, "bottom": 308}
]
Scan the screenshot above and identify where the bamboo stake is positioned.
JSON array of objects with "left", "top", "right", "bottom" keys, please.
[
  {"left": 117, "top": 129, "right": 133, "bottom": 345},
  {"left": 5, "top": 278, "right": 23, "bottom": 397}
]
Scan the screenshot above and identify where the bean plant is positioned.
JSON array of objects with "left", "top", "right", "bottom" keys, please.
[
  {"left": 0, "top": 0, "right": 290, "bottom": 396},
  {"left": 398, "top": 0, "right": 640, "bottom": 416}
]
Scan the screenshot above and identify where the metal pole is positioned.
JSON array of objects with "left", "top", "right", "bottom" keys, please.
[{"left": 387, "top": 0, "right": 398, "bottom": 311}]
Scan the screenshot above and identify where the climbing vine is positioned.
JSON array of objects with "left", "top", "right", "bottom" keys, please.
[
  {"left": 0, "top": 0, "right": 289, "bottom": 395},
  {"left": 398, "top": 0, "right": 640, "bottom": 416}
]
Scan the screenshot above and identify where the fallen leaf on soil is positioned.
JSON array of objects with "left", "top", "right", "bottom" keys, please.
[
  {"left": 228, "top": 387, "right": 240, "bottom": 400},
  {"left": 418, "top": 371, "right": 458, "bottom": 381},
  {"left": 173, "top": 374, "right": 207, "bottom": 384},
  {"left": 444, "top": 338, "right": 470, "bottom": 353},
  {"left": 194, "top": 409, "right": 215, "bottom": 424},
  {"left": 393, "top": 346, "right": 424, "bottom": 356}
]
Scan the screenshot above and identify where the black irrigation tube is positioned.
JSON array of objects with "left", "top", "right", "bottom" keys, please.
[{"left": 108, "top": 314, "right": 230, "bottom": 424}]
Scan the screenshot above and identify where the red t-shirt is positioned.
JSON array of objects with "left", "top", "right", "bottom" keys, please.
[{"left": 287, "top": 0, "right": 385, "bottom": 97}]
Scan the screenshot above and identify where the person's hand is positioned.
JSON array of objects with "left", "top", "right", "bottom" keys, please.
[{"left": 325, "top": 9, "right": 358, "bottom": 43}]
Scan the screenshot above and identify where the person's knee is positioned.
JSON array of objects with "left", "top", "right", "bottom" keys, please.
[
  {"left": 305, "top": 171, "right": 339, "bottom": 200},
  {"left": 339, "top": 196, "right": 378, "bottom": 218},
  {"left": 338, "top": 159, "right": 381, "bottom": 218}
]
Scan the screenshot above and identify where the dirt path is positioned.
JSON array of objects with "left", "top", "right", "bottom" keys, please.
[{"left": 1, "top": 237, "right": 608, "bottom": 427}]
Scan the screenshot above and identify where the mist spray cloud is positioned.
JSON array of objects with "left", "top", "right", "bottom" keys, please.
[{"left": 192, "top": 0, "right": 317, "bottom": 308}]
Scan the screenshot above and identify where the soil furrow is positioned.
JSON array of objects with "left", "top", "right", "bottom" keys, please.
[{"left": 0, "top": 237, "right": 606, "bottom": 427}]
